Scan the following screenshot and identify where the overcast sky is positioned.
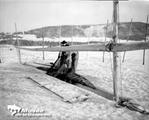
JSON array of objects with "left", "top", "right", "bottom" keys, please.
[{"left": 0, "top": 0, "right": 149, "bottom": 32}]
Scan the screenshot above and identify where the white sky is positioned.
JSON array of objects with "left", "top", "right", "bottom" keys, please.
[{"left": 0, "top": 0, "right": 149, "bottom": 32}]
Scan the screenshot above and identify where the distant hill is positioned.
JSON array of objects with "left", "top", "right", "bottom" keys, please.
[{"left": 26, "top": 22, "right": 149, "bottom": 40}]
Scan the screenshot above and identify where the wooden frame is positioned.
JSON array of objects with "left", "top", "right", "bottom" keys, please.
[{"left": 17, "top": 0, "right": 149, "bottom": 103}]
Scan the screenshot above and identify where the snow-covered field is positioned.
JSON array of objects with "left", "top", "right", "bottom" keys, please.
[
  {"left": 20, "top": 45, "right": 149, "bottom": 103},
  {"left": 1, "top": 44, "right": 149, "bottom": 120}
]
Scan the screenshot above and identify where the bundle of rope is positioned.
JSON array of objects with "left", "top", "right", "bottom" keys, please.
[{"left": 116, "top": 97, "right": 149, "bottom": 115}]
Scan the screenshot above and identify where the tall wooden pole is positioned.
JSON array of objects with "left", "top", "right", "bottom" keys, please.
[
  {"left": 142, "top": 15, "right": 148, "bottom": 65},
  {"left": 59, "top": 25, "right": 61, "bottom": 46},
  {"left": 103, "top": 20, "right": 109, "bottom": 62},
  {"left": 42, "top": 27, "right": 45, "bottom": 60},
  {"left": 71, "top": 25, "right": 74, "bottom": 45},
  {"left": 112, "top": 0, "right": 120, "bottom": 102},
  {"left": 122, "top": 18, "right": 133, "bottom": 63},
  {"left": 15, "top": 23, "right": 21, "bottom": 64}
]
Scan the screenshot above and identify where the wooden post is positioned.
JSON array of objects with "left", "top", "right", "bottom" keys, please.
[
  {"left": 87, "top": 25, "right": 90, "bottom": 45},
  {"left": 103, "top": 20, "right": 109, "bottom": 62},
  {"left": 143, "top": 15, "right": 148, "bottom": 65},
  {"left": 59, "top": 25, "right": 61, "bottom": 46},
  {"left": 122, "top": 18, "right": 133, "bottom": 62},
  {"left": 71, "top": 25, "right": 74, "bottom": 45},
  {"left": 15, "top": 23, "right": 21, "bottom": 64},
  {"left": 42, "top": 27, "right": 45, "bottom": 60},
  {"left": 112, "top": 0, "right": 119, "bottom": 102}
]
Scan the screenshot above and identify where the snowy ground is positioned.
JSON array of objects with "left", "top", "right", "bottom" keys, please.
[
  {"left": 0, "top": 45, "right": 149, "bottom": 120},
  {"left": 21, "top": 46, "right": 149, "bottom": 103},
  {"left": 20, "top": 47, "right": 149, "bottom": 99}
]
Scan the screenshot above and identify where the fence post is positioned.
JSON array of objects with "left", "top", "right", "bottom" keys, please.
[
  {"left": 112, "top": 0, "right": 120, "bottom": 102},
  {"left": 42, "top": 27, "right": 45, "bottom": 60},
  {"left": 15, "top": 23, "right": 21, "bottom": 64}
]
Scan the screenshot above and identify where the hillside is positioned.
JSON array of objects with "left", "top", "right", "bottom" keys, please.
[{"left": 26, "top": 22, "right": 149, "bottom": 40}]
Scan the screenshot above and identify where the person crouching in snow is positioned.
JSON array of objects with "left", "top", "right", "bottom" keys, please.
[
  {"left": 46, "top": 40, "right": 71, "bottom": 79},
  {"left": 46, "top": 40, "right": 95, "bottom": 89}
]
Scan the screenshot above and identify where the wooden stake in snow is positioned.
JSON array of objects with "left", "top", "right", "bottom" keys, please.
[
  {"left": 122, "top": 18, "right": 133, "bottom": 63},
  {"left": 59, "top": 25, "right": 62, "bottom": 46},
  {"left": 71, "top": 25, "right": 74, "bottom": 45},
  {"left": 15, "top": 23, "right": 21, "bottom": 64},
  {"left": 102, "top": 20, "right": 109, "bottom": 62},
  {"left": 112, "top": 0, "right": 120, "bottom": 102},
  {"left": 142, "top": 15, "right": 148, "bottom": 65},
  {"left": 42, "top": 27, "right": 45, "bottom": 60}
]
